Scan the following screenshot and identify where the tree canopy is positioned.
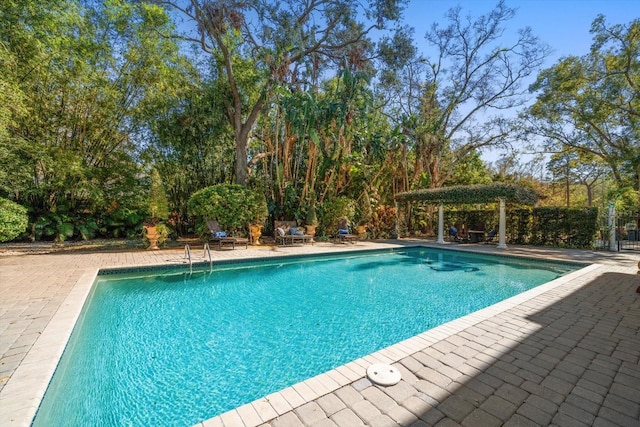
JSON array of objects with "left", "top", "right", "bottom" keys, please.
[
  {"left": 0, "top": 1, "right": 635, "bottom": 242},
  {"left": 377, "top": 0, "right": 550, "bottom": 191},
  {"left": 150, "top": 0, "right": 406, "bottom": 186},
  {"left": 527, "top": 16, "right": 639, "bottom": 205}
]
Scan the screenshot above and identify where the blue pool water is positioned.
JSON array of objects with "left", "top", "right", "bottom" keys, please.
[{"left": 33, "top": 248, "right": 578, "bottom": 426}]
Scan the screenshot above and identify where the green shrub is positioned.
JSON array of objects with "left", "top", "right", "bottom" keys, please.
[
  {"left": 33, "top": 212, "right": 101, "bottom": 242},
  {"left": 32, "top": 213, "right": 75, "bottom": 242},
  {"left": 0, "top": 198, "right": 28, "bottom": 242},
  {"left": 305, "top": 204, "right": 318, "bottom": 225},
  {"left": 318, "top": 196, "right": 355, "bottom": 236},
  {"left": 369, "top": 205, "right": 397, "bottom": 238},
  {"left": 99, "top": 205, "right": 147, "bottom": 239},
  {"left": 436, "top": 206, "right": 597, "bottom": 249},
  {"left": 530, "top": 207, "right": 598, "bottom": 248},
  {"left": 187, "top": 184, "right": 268, "bottom": 235},
  {"left": 147, "top": 168, "right": 169, "bottom": 223},
  {"left": 506, "top": 208, "right": 532, "bottom": 245}
]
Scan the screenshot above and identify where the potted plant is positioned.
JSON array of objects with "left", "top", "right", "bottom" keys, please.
[
  {"left": 143, "top": 169, "right": 170, "bottom": 250},
  {"left": 248, "top": 191, "right": 268, "bottom": 245},
  {"left": 305, "top": 203, "right": 318, "bottom": 240},
  {"left": 355, "top": 190, "right": 372, "bottom": 237}
]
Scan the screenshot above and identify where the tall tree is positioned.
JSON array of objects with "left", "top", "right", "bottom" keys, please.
[
  {"left": 527, "top": 16, "right": 640, "bottom": 200},
  {"left": 149, "top": 0, "right": 405, "bottom": 185},
  {"left": 0, "top": 0, "right": 192, "bottom": 239},
  {"left": 378, "top": 0, "right": 550, "bottom": 190},
  {"left": 145, "top": 77, "right": 236, "bottom": 231},
  {"left": 547, "top": 150, "right": 607, "bottom": 208}
]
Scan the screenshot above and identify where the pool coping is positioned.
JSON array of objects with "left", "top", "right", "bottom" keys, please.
[
  {"left": 0, "top": 267, "right": 99, "bottom": 425},
  {"left": 96, "top": 245, "right": 587, "bottom": 276},
  {"left": 0, "top": 244, "right": 602, "bottom": 426}
]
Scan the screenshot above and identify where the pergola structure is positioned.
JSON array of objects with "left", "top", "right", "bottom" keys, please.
[{"left": 395, "top": 183, "right": 538, "bottom": 249}]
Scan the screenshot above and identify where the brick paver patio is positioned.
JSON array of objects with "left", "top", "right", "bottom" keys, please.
[{"left": 1, "top": 241, "right": 638, "bottom": 426}]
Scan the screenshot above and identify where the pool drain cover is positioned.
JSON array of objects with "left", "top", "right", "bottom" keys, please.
[{"left": 367, "top": 363, "right": 401, "bottom": 386}]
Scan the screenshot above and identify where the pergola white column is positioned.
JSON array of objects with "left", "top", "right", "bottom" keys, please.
[
  {"left": 497, "top": 198, "right": 507, "bottom": 249},
  {"left": 437, "top": 203, "right": 445, "bottom": 244}
]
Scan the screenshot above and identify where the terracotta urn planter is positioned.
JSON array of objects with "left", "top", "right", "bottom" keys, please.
[
  {"left": 249, "top": 224, "right": 262, "bottom": 245},
  {"left": 305, "top": 224, "right": 317, "bottom": 241},
  {"left": 144, "top": 225, "right": 160, "bottom": 250},
  {"left": 356, "top": 225, "right": 367, "bottom": 237}
]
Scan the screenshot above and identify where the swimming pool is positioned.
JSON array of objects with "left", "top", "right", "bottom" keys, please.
[{"left": 32, "top": 247, "right": 579, "bottom": 426}]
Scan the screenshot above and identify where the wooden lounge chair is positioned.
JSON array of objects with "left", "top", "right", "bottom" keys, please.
[
  {"left": 336, "top": 218, "right": 358, "bottom": 244},
  {"left": 274, "top": 221, "right": 313, "bottom": 246},
  {"left": 206, "top": 220, "right": 248, "bottom": 250}
]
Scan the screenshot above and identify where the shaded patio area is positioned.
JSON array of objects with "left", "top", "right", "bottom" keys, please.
[{"left": 247, "top": 262, "right": 639, "bottom": 427}]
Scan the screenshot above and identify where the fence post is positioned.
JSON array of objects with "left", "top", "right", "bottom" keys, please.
[{"left": 608, "top": 201, "right": 617, "bottom": 252}]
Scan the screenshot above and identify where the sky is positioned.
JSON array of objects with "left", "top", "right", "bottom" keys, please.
[
  {"left": 403, "top": 0, "right": 638, "bottom": 65},
  {"left": 399, "top": 0, "right": 639, "bottom": 166}
]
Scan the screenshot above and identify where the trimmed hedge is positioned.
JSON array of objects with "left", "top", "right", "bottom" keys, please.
[
  {"left": 440, "top": 206, "right": 598, "bottom": 249},
  {"left": 528, "top": 207, "right": 599, "bottom": 248},
  {"left": 0, "top": 198, "right": 29, "bottom": 242},
  {"left": 397, "top": 183, "right": 537, "bottom": 205}
]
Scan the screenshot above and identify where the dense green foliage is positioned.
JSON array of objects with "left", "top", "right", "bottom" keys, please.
[
  {"left": 316, "top": 196, "right": 356, "bottom": 237},
  {"left": 187, "top": 184, "right": 268, "bottom": 235},
  {"left": 0, "top": 0, "right": 192, "bottom": 240},
  {"left": 147, "top": 169, "right": 169, "bottom": 223},
  {"left": 156, "top": 0, "right": 405, "bottom": 186},
  {"left": 396, "top": 183, "right": 538, "bottom": 205},
  {"left": 527, "top": 16, "right": 639, "bottom": 207},
  {"left": 443, "top": 207, "right": 599, "bottom": 249},
  {"left": 144, "top": 83, "right": 235, "bottom": 234},
  {"left": 0, "top": 198, "right": 28, "bottom": 242},
  {"left": 0, "top": 1, "right": 635, "bottom": 245},
  {"left": 528, "top": 208, "right": 599, "bottom": 248}
]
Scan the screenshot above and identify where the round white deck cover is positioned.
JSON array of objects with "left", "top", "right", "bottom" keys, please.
[{"left": 367, "top": 363, "right": 401, "bottom": 386}]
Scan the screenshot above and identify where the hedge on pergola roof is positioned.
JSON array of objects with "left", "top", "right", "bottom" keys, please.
[{"left": 395, "top": 183, "right": 537, "bottom": 205}]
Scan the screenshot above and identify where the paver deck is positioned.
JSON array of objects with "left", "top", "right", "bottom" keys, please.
[{"left": 1, "top": 240, "right": 638, "bottom": 427}]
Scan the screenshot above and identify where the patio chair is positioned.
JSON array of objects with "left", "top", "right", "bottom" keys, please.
[
  {"left": 485, "top": 225, "right": 498, "bottom": 243},
  {"left": 336, "top": 218, "right": 358, "bottom": 244},
  {"left": 455, "top": 225, "right": 470, "bottom": 243},
  {"left": 448, "top": 224, "right": 458, "bottom": 242},
  {"left": 206, "top": 220, "right": 248, "bottom": 250},
  {"left": 274, "top": 221, "right": 313, "bottom": 246}
]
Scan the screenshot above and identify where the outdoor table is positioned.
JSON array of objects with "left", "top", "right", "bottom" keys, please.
[{"left": 468, "top": 230, "right": 486, "bottom": 243}]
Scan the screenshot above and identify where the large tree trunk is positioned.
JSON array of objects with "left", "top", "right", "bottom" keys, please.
[
  {"left": 234, "top": 135, "right": 248, "bottom": 186},
  {"left": 231, "top": 94, "right": 265, "bottom": 186}
]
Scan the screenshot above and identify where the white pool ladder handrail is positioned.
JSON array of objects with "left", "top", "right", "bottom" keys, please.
[
  {"left": 184, "top": 244, "right": 193, "bottom": 273},
  {"left": 204, "top": 243, "right": 213, "bottom": 270}
]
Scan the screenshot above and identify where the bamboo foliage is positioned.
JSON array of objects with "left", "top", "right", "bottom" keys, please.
[{"left": 254, "top": 68, "right": 379, "bottom": 221}]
